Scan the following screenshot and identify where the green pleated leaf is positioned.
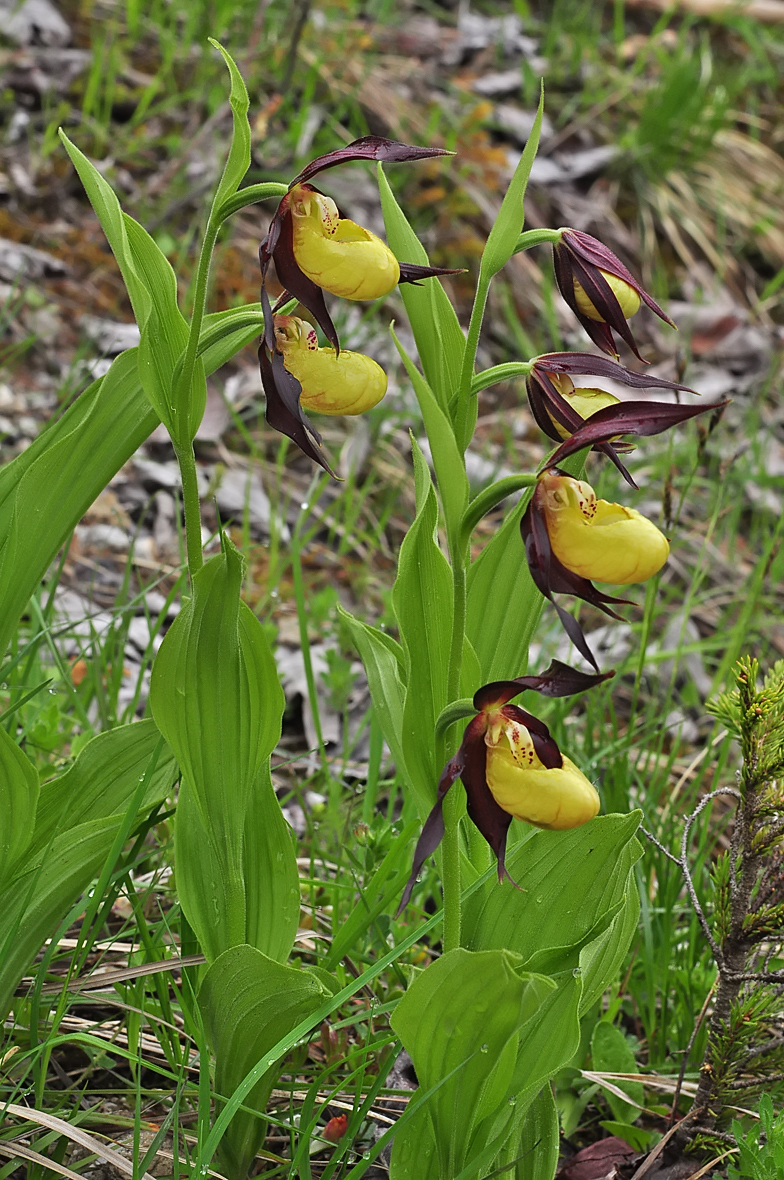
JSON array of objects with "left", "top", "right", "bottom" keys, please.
[
  {"left": 378, "top": 163, "right": 465, "bottom": 415},
  {"left": 392, "top": 442, "right": 453, "bottom": 817},
  {"left": 198, "top": 305, "right": 265, "bottom": 372},
  {"left": 150, "top": 536, "right": 285, "bottom": 950},
  {"left": 591, "top": 1022, "right": 644, "bottom": 1124},
  {"left": 515, "top": 1085, "right": 559, "bottom": 1180},
  {"left": 509, "top": 973, "right": 582, "bottom": 1109},
  {"left": 389, "top": 326, "right": 468, "bottom": 540},
  {"left": 0, "top": 351, "right": 157, "bottom": 660},
  {"left": 175, "top": 765, "right": 300, "bottom": 965},
  {"left": 32, "top": 719, "right": 177, "bottom": 862},
  {"left": 578, "top": 878, "right": 640, "bottom": 1016},
  {"left": 463, "top": 813, "right": 643, "bottom": 975},
  {"left": 0, "top": 728, "right": 38, "bottom": 889},
  {"left": 338, "top": 607, "right": 408, "bottom": 783},
  {"left": 0, "top": 720, "right": 172, "bottom": 1018},
  {"left": 199, "top": 943, "right": 327, "bottom": 1180},
  {"left": 391, "top": 948, "right": 553, "bottom": 1180}
]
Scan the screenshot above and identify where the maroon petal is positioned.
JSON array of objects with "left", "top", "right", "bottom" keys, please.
[
  {"left": 566, "top": 253, "right": 646, "bottom": 362},
  {"left": 521, "top": 494, "right": 629, "bottom": 672},
  {"left": 397, "top": 262, "right": 465, "bottom": 284},
  {"left": 473, "top": 661, "right": 614, "bottom": 712},
  {"left": 459, "top": 722, "right": 516, "bottom": 885},
  {"left": 499, "top": 703, "right": 562, "bottom": 769},
  {"left": 547, "top": 397, "right": 729, "bottom": 466},
  {"left": 396, "top": 753, "right": 460, "bottom": 915},
  {"left": 291, "top": 136, "right": 452, "bottom": 187}
]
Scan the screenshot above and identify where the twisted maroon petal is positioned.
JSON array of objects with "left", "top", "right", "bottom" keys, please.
[
  {"left": 291, "top": 136, "right": 452, "bottom": 187},
  {"left": 397, "top": 261, "right": 464, "bottom": 284},
  {"left": 561, "top": 229, "right": 676, "bottom": 327},
  {"left": 264, "top": 194, "right": 340, "bottom": 352},
  {"left": 547, "top": 398, "right": 729, "bottom": 466}
]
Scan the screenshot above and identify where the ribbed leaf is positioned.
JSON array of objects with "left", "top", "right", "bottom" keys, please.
[
  {"left": 378, "top": 163, "right": 465, "bottom": 413},
  {"left": 392, "top": 443, "right": 453, "bottom": 817},
  {"left": 209, "top": 42, "right": 252, "bottom": 210},
  {"left": 0, "top": 728, "right": 38, "bottom": 889},
  {"left": 391, "top": 948, "right": 553, "bottom": 1180},
  {"left": 175, "top": 765, "right": 300, "bottom": 964},
  {"left": 338, "top": 607, "right": 408, "bottom": 784},
  {"left": 199, "top": 944, "right": 327, "bottom": 1179},
  {"left": 150, "top": 536, "right": 285, "bottom": 951}
]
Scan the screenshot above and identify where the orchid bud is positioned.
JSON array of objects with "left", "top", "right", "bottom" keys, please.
[
  {"left": 274, "top": 316, "right": 387, "bottom": 416},
  {"left": 289, "top": 183, "right": 400, "bottom": 301},
  {"left": 537, "top": 470, "right": 669, "bottom": 585},
  {"left": 484, "top": 720, "right": 599, "bottom": 830},
  {"left": 572, "top": 271, "right": 641, "bottom": 322}
]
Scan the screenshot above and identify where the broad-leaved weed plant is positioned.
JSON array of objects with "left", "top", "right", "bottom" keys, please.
[{"left": 4, "top": 43, "right": 765, "bottom": 1180}]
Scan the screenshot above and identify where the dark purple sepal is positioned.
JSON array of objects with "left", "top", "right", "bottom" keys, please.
[
  {"left": 473, "top": 661, "right": 614, "bottom": 713},
  {"left": 526, "top": 369, "right": 636, "bottom": 485},
  {"left": 521, "top": 493, "right": 629, "bottom": 672},
  {"left": 555, "top": 248, "right": 642, "bottom": 361},
  {"left": 258, "top": 343, "right": 336, "bottom": 477},
  {"left": 290, "top": 136, "right": 452, "bottom": 187},
  {"left": 397, "top": 262, "right": 465, "bottom": 285},
  {"left": 533, "top": 352, "right": 694, "bottom": 392},
  {"left": 547, "top": 397, "right": 729, "bottom": 466}
]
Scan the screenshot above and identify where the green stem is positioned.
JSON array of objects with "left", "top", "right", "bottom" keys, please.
[
  {"left": 173, "top": 219, "right": 220, "bottom": 434},
  {"left": 454, "top": 274, "right": 491, "bottom": 452},
  {"left": 174, "top": 442, "right": 204, "bottom": 577},
  {"left": 442, "top": 555, "right": 467, "bottom": 954},
  {"left": 512, "top": 227, "right": 562, "bottom": 255}
]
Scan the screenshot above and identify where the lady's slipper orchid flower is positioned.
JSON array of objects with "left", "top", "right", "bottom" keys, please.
[
  {"left": 260, "top": 136, "right": 456, "bottom": 352},
  {"left": 398, "top": 660, "right": 612, "bottom": 911},
  {"left": 274, "top": 316, "right": 387, "bottom": 415},
  {"left": 553, "top": 228, "right": 675, "bottom": 362},
  {"left": 526, "top": 353, "right": 722, "bottom": 488}
]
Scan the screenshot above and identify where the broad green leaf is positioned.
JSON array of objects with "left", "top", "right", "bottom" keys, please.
[
  {"left": 0, "top": 351, "right": 158, "bottom": 660},
  {"left": 208, "top": 42, "right": 251, "bottom": 210},
  {"left": 175, "top": 764, "right": 300, "bottom": 965},
  {"left": 378, "top": 163, "right": 465, "bottom": 413},
  {"left": 338, "top": 607, "right": 409, "bottom": 782},
  {"left": 59, "top": 131, "right": 151, "bottom": 324},
  {"left": 0, "top": 728, "right": 38, "bottom": 889},
  {"left": 509, "top": 973, "right": 582, "bottom": 1108},
  {"left": 32, "top": 719, "right": 176, "bottom": 861},
  {"left": 199, "top": 943, "right": 326, "bottom": 1180},
  {"left": 392, "top": 447, "right": 453, "bottom": 817},
  {"left": 516, "top": 1085, "right": 559, "bottom": 1180},
  {"left": 463, "top": 813, "right": 643, "bottom": 974},
  {"left": 198, "top": 306, "right": 264, "bottom": 373},
  {"left": 479, "top": 88, "right": 544, "bottom": 282},
  {"left": 150, "top": 536, "right": 284, "bottom": 948},
  {"left": 465, "top": 489, "right": 541, "bottom": 682},
  {"left": 591, "top": 1022, "right": 644, "bottom": 1124},
  {"left": 579, "top": 877, "right": 640, "bottom": 1016},
  {"left": 391, "top": 948, "right": 553, "bottom": 1180},
  {"left": 390, "top": 326, "right": 468, "bottom": 541}
]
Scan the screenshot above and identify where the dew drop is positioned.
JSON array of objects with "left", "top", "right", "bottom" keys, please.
[
  {"left": 362, "top": 1152, "right": 371, "bottom": 1161},
  {"left": 480, "top": 1043, "right": 489, "bottom": 1053},
  {"left": 301, "top": 501, "right": 309, "bottom": 510},
  {"left": 508, "top": 1095, "right": 517, "bottom": 1106},
  {"left": 270, "top": 589, "right": 279, "bottom": 599},
  {"left": 573, "top": 967, "right": 582, "bottom": 978}
]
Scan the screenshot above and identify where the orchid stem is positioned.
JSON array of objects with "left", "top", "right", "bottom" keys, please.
[
  {"left": 175, "top": 441, "right": 204, "bottom": 578},
  {"left": 442, "top": 552, "right": 467, "bottom": 954}
]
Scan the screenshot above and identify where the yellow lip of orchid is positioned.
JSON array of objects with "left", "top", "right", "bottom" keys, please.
[
  {"left": 274, "top": 315, "right": 387, "bottom": 416},
  {"left": 572, "top": 270, "right": 641, "bottom": 322},
  {"left": 537, "top": 469, "right": 669, "bottom": 585},
  {"left": 484, "top": 717, "right": 600, "bottom": 830},
  {"left": 288, "top": 184, "right": 401, "bottom": 302},
  {"left": 542, "top": 373, "right": 622, "bottom": 441}
]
